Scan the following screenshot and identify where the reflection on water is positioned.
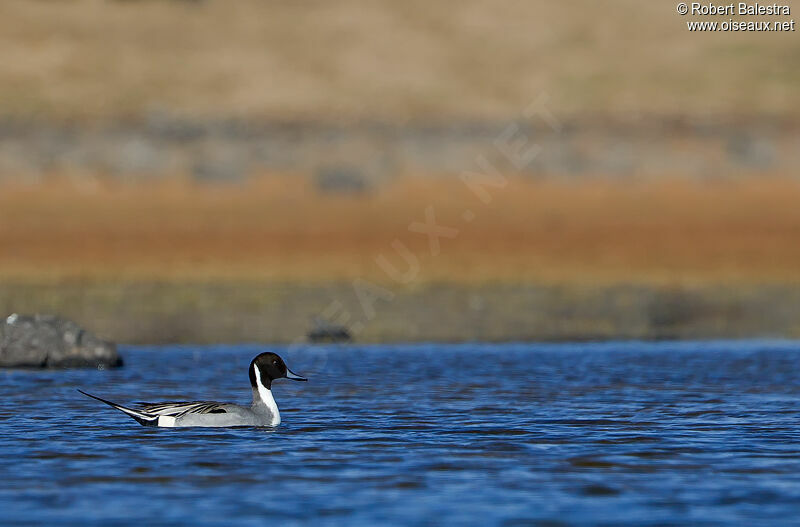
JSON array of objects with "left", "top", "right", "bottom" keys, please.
[{"left": 3, "top": 341, "right": 800, "bottom": 525}]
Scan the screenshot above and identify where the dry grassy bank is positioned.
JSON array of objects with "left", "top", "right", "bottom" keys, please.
[
  {"left": 0, "top": 0, "right": 796, "bottom": 120},
  {"left": 3, "top": 176, "right": 800, "bottom": 343},
  {"left": 3, "top": 280, "right": 800, "bottom": 344},
  {"left": 1, "top": 177, "right": 800, "bottom": 284}
]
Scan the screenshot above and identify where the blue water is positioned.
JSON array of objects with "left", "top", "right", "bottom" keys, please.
[{"left": 3, "top": 341, "right": 800, "bottom": 526}]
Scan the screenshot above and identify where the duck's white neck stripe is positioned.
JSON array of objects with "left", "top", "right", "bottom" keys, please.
[{"left": 253, "top": 364, "right": 280, "bottom": 426}]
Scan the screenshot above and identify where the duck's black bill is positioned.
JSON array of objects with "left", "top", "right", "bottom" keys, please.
[{"left": 286, "top": 368, "right": 307, "bottom": 381}]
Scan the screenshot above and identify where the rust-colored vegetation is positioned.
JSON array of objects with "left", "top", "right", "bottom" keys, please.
[{"left": 2, "top": 176, "right": 799, "bottom": 285}]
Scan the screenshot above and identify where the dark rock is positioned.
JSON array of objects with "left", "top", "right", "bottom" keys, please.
[
  {"left": 0, "top": 314, "right": 122, "bottom": 369},
  {"left": 314, "top": 166, "right": 368, "bottom": 194},
  {"left": 307, "top": 318, "right": 352, "bottom": 343}
]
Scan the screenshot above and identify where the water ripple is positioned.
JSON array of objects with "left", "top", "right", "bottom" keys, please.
[{"left": 2, "top": 341, "right": 800, "bottom": 525}]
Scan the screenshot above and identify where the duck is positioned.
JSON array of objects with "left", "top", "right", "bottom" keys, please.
[{"left": 78, "top": 352, "right": 306, "bottom": 427}]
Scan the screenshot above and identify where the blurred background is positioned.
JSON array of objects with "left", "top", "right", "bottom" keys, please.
[{"left": 1, "top": 0, "right": 798, "bottom": 343}]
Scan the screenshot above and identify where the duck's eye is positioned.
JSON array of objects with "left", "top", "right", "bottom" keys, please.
[{"left": 272, "top": 360, "right": 278, "bottom": 366}]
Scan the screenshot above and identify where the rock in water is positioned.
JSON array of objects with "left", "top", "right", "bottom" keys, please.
[
  {"left": 307, "top": 317, "right": 352, "bottom": 343},
  {"left": 0, "top": 314, "right": 122, "bottom": 369}
]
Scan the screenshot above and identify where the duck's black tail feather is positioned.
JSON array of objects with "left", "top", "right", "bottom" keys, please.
[{"left": 77, "top": 389, "right": 159, "bottom": 427}]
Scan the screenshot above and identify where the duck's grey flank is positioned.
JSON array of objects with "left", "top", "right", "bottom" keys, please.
[{"left": 79, "top": 352, "right": 306, "bottom": 427}]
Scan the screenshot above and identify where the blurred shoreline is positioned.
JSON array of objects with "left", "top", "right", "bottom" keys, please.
[
  {"left": 3, "top": 165, "right": 800, "bottom": 344},
  {"left": 2, "top": 0, "right": 798, "bottom": 344},
  {"left": 3, "top": 281, "right": 800, "bottom": 344},
  {"left": 1, "top": 116, "right": 798, "bottom": 184}
]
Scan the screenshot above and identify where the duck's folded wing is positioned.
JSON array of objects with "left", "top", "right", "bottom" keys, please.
[{"left": 136, "top": 401, "right": 228, "bottom": 417}]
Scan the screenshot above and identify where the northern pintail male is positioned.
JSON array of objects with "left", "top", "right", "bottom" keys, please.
[{"left": 79, "top": 352, "right": 306, "bottom": 427}]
